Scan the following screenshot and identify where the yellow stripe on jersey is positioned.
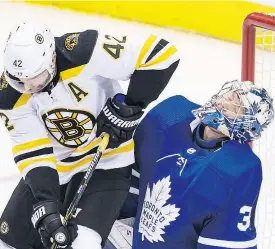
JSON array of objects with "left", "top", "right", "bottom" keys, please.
[
  {"left": 102, "top": 140, "right": 134, "bottom": 158},
  {"left": 18, "top": 156, "right": 56, "bottom": 173},
  {"left": 60, "top": 64, "right": 86, "bottom": 81},
  {"left": 13, "top": 94, "right": 32, "bottom": 109},
  {"left": 56, "top": 140, "right": 134, "bottom": 173},
  {"left": 12, "top": 137, "right": 52, "bottom": 155},
  {"left": 75, "top": 137, "right": 102, "bottom": 153},
  {"left": 139, "top": 45, "right": 178, "bottom": 69},
  {"left": 57, "top": 156, "right": 91, "bottom": 173},
  {"left": 136, "top": 35, "right": 157, "bottom": 69}
]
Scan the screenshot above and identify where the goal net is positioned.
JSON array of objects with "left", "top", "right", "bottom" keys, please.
[{"left": 242, "top": 12, "right": 275, "bottom": 249}]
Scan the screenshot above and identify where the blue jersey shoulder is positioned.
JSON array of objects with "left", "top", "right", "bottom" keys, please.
[
  {"left": 134, "top": 94, "right": 199, "bottom": 176},
  {"left": 137, "top": 95, "right": 200, "bottom": 133},
  {"left": 210, "top": 141, "right": 262, "bottom": 183}
]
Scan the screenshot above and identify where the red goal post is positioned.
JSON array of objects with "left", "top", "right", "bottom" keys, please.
[
  {"left": 241, "top": 12, "right": 275, "bottom": 249},
  {"left": 242, "top": 12, "right": 275, "bottom": 82}
]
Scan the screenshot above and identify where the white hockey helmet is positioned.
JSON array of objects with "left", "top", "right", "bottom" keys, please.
[{"left": 3, "top": 22, "right": 56, "bottom": 93}]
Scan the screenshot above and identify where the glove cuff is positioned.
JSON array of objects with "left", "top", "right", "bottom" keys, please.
[
  {"left": 112, "top": 94, "right": 143, "bottom": 117},
  {"left": 32, "top": 200, "right": 58, "bottom": 229}
]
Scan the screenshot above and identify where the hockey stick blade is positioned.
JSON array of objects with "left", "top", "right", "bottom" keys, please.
[{"left": 51, "top": 133, "right": 110, "bottom": 249}]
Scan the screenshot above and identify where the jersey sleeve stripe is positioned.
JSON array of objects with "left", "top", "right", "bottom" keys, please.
[
  {"left": 14, "top": 147, "right": 54, "bottom": 163},
  {"left": 139, "top": 45, "right": 178, "bottom": 69},
  {"left": 12, "top": 138, "right": 52, "bottom": 155},
  {"left": 198, "top": 236, "right": 257, "bottom": 248},
  {"left": 136, "top": 35, "right": 157, "bottom": 69},
  {"left": 145, "top": 39, "right": 169, "bottom": 63},
  {"left": 18, "top": 156, "right": 57, "bottom": 173}
]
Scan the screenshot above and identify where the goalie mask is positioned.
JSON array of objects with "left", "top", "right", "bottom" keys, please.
[
  {"left": 3, "top": 22, "right": 56, "bottom": 93},
  {"left": 192, "top": 80, "right": 274, "bottom": 144}
]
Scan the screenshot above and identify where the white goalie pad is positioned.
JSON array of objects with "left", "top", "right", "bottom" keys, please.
[{"left": 106, "top": 218, "right": 135, "bottom": 249}]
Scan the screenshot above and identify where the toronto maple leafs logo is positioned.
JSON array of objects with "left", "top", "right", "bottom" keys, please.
[{"left": 139, "top": 176, "right": 180, "bottom": 243}]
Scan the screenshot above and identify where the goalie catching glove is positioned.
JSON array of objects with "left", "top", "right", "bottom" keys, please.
[
  {"left": 96, "top": 94, "right": 144, "bottom": 148},
  {"left": 31, "top": 200, "right": 78, "bottom": 249}
]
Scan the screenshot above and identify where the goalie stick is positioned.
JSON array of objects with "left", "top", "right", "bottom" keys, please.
[{"left": 51, "top": 133, "right": 110, "bottom": 249}]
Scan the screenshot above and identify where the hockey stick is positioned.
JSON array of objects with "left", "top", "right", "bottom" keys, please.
[{"left": 51, "top": 133, "right": 110, "bottom": 249}]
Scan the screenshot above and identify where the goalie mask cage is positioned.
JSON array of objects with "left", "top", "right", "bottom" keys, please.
[{"left": 242, "top": 12, "right": 275, "bottom": 249}]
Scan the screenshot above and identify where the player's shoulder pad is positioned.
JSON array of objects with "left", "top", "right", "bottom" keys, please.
[
  {"left": 55, "top": 29, "right": 98, "bottom": 72},
  {"left": 213, "top": 141, "right": 261, "bottom": 181},
  {"left": 0, "top": 72, "right": 30, "bottom": 110},
  {"left": 139, "top": 95, "right": 200, "bottom": 132}
]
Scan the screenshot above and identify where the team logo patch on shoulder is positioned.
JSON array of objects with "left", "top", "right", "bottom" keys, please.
[
  {"left": 139, "top": 176, "right": 180, "bottom": 243},
  {"left": 65, "top": 33, "right": 80, "bottom": 51},
  {"left": 0, "top": 74, "right": 8, "bottom": 91},
  {"left": 42, "top": 108, "right": 96, "bottom": 148}
]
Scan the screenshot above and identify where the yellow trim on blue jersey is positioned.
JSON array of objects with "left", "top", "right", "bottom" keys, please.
[
  {"left": 60, "top": 64, "right": 86, "bottom": 81},
  {"left": 12, "top": 137, "right": 52, "bottom": 155},
  {"left": 56, "top": 140, "right": 134, "bottom": 173},
  {"left": 140, "top": 45, "right": 178, "bottom": 68},
  {"left": 136, "top": 35, "right": 157, "bottom": 69},
  {"left": 13, "top": 94, "right": 32, "bottom": 109},
  {"left": 18, "top": 156, "right": 56, "bottom": 173}
]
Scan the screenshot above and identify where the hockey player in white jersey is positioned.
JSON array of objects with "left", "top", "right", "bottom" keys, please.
[
  {"left": 0, "top": 22, "right": 179, "bottom": 249},
  {"left": 106, "top": 80, "right": 274, "bottom": 249}
]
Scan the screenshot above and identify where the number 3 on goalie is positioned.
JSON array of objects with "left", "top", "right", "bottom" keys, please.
[
  {"left": 102, "top": 35, "right": 127, "bottom": 60},
  {"left": 237, "top": 205, "right": 252, "bottom": 231}
]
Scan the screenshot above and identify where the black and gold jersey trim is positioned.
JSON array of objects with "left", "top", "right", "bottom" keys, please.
[
  {"left": 0, "top": 73, "right": 30, "bottom": 110},
  {"left": 145, "top": 39, "right": 169, "bottom": 63},
  {"left": 55, "top": 29, "right": 99, "bottom": 73},
  {"left": 61, "top": 146, "right": 98, "bottom": 163},
  {"left": 14, "top": 147, "right": 54, "bottom": 164}
]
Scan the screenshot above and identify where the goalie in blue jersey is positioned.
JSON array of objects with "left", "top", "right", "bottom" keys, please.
[{"left": 106, "top": 80, "right": 274, "bottom": 249}]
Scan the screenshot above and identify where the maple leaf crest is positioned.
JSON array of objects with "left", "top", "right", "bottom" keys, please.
[{"left": 138, "top": 176, "right": 180, "bottom": 243}]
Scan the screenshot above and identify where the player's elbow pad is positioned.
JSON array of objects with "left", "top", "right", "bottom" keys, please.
[{"left": 24, "top": 167, "right": 60, "bottom": 202}]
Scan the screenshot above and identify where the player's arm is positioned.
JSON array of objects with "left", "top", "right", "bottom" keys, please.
[
  {"left": 197, "top": 164, "right": 261, "bottom": 249},
  {"left": 88, "top": 32, "right": 180, "bottom": 108},
  {"left": 86, "top": 31, "right": 179, "bottom": 147},
  {"left": 0, "top": 92, "right": 76, "bottom": 247},
  {"left": 0, "top": 105, "right": 58, "bottom": 202}
]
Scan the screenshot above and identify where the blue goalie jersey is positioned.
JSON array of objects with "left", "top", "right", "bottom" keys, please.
[{"left": 132, "top": 95, "right": 262, "bottom": 249}]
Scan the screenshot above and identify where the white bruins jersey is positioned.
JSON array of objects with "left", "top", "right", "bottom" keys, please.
[{"left": 0, "top": 30, "right": 179, "bottom": 184}]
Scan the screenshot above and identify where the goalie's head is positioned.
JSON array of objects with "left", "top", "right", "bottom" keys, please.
[{"left": 192, "top": 80, "right": 274, "bottom": 144}]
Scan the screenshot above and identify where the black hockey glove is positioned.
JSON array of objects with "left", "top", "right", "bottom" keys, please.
[
  {"left": 31, "top": 200, "right": 78, "bottom": 249},
  {"left": 96, "top": 93, "right": 144, "bottom": 148}
]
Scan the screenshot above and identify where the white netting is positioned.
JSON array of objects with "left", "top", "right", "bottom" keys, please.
[{"left": 254, "top": 26, "right": 275, "bottom": 249}]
